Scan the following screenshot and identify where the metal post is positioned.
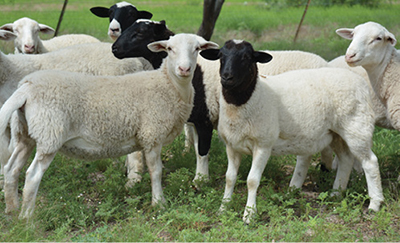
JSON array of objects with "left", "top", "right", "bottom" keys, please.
[
  {"left": 294, "top": 0, "right": 311, "bottom": 43},
  {"left": 54, "top": 0, "right": 68, "bottom": 37}
]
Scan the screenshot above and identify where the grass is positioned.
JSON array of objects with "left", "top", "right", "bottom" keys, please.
[{"left": 0, "top": 0, "right": 400, "bottom": 241}]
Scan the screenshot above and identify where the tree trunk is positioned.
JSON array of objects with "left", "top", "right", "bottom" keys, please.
[{"left": 197, "top": 0, "right": 225, "bottom": 41}]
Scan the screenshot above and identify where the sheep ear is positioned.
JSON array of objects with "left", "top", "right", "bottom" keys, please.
[
  {"left": 138, "top": 10, "right": 153, "bottom": 20},
  {"left": 195, "top": 36, "right": 219, "bottom": 50},
  {"left": 90, "top": 7, "right": 110, "bottom": 18},
  {"left": 147, "top": 40, "right": 168, "bottom": 52},
  {"left": 386, "top": 31, "right": 397, "bottom": 46},
  {"left": 0, "top": 30, "right": 17, "bottom": 41},
  {"left": 200, "top": 49, "right": 220, "bottom": 60},
  {"left": 38, "top": 24, "right": 55, "bottom": 35},
  {"left": 0, "top": 23, "right": 14, "bottom": 32},
  {"left": 253, "top": 51, "right": 273, "bottom": 64},
  {"left": 336, "top": 28, "right": 354, "bottom": 40}
]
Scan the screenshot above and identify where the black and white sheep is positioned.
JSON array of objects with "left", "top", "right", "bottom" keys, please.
[
  {"left": 0, "top": 17, "right": 100, "bottom": 54},
  {"left": 90, "top": 1, "right": 152, "bottom": 41},
  {"left": 0, "top": 33, "right": 219, "bottom": 219},
  {"left": 200, "top": 39, "right": 383, "bottom": 224},
  {"left": 112, "top": 19, "right": 333, "bottom": 187}
]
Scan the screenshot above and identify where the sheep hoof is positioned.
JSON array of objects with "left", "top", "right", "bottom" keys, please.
[
  {"left": 192, "top": 174, "right": 209, "bottom": 190},
  {"left": 125, "top": 177, "right": 141, "bottom": 189},
  {"left": 368, "top": 199, "right": 382, "bottom": 212}
]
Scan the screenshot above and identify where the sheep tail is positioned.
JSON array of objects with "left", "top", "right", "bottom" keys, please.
[{"left": 0, "top": 83, "right": 29, "bottom": 147}]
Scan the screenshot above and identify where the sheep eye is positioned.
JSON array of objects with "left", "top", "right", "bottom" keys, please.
[{"left": 376, "top": 37, "right": 382, "bottom": 41}]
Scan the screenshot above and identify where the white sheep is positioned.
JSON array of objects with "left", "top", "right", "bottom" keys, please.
[
  {"left": 0, "top": 17, "right": 100, "bottom": 54},
  {"left": 336, "top": 21, "right": 400, "bottom": 131},
  {"left": 0, "top": 30, "right": 152, "bottom": 187},
  {"left": 0, "top": 33, "right": 218, "bottom": 219},
  {"left": 328, "top": 55, "right": 393, "bottom": 130},
  {"left": 328, "top": 55, "right": 394, "bottom": 173},
  {"left": 200, "top": 39, "right": 383, "bottom": 224}
]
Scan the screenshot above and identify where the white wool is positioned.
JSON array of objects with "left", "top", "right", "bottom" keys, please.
[
  {"left": 0, "top": 17, "right": 100, "bottom": 54},
  {"left": 218, "top": 67, "right": 382, "bottom": 224},
  {"left": 337, "top": 22, "right": 400, "bottom": 131},
  {"left": 0, "top": 33, "right": 218, "bottom": 218},
  {"left": 116, "top": 1, "right": 134, "bottom": 7}
]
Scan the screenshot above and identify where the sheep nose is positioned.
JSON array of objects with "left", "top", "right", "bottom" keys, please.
[
  {"left": 110, "top": 28, "right": 120, "bottom": 33},
  {"left": 111, "top": 44, "right": 118, "bottom": 54},
  {"left": 178, "top": 66, "right": 191, "bottom": 76},
  {"left": 345, "top": 53, "right": 356, "bottom": 62},
  {"left": 24, "top": 44, "right": 34, "bottom": 53},
  {"left": 221, "top": 72, "right": 233, "bottom": 81}
]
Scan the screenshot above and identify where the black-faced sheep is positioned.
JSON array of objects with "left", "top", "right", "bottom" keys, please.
[
  {"left": 90, "top": 1, "right": 152, "bottom": 41},
  {"left": 200, "top": 39, "right": 382, "bottom": 224}
]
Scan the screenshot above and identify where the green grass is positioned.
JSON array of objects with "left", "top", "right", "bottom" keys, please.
[{"left": 1, "top": 0, "right": 400, "bottom": 241}]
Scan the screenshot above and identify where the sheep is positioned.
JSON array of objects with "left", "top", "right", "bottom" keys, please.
[
  {"left": 112, "top": 19, "right": 334, "bottom": 187},
  {"left": 0, "top": 30, "right": 152, "bottom": 187},
  {"left": 0, "top": 33, "right": 219, "bottom": 219},
  {"left": 0, "top": 17, "right": 100, "bottom": 54},
  {"left": 90, "top": 1, "right": 153, "bottom": 41},
  {"left": 336, "top": 22, "right": 400, "bottom": 132},
  {"left": 328, "top": 55, "right": 394, "bottom": 173},
  {"left": 200, "top": 39, "right": 383, "bottom": 224},
  {"left": 328, "top": 55, "right": 393, "bottom": 130}
]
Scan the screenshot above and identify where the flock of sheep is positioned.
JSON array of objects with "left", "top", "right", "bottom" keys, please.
[{"left": 0, "top": 1, "right": 398, "bottom": 224}]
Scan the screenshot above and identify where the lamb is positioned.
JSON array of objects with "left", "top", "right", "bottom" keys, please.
[
  {"left": 336, "top": 21, "right": 400, "bottom": 132},
  {"left": 90, "top": 1, "right": 152, "bottom": 41},
  {"left": 0, "top": 29, "right": 152, "bottom": 187},
  {"left": 112, "top": 19, "right": 333, "bottom": 187},
  {"left": 0, "top": 17, "right": 100, "bottom": 54},
  {"left": 0, "top": 33, "right": 219, "bottom": 219},
  {"left": 200, "top": 39, "right": 383, "bottom": 224}
]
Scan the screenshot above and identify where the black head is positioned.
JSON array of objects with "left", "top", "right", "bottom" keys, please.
[
  {"left": 201, "top": 40, "right": 272, "bottom": 90},
  {"left": 112, "top": 20, "right": 174, "bottom": 69},
  {"left": 90, "top": 2, "right": 153, "bottom": 40}
]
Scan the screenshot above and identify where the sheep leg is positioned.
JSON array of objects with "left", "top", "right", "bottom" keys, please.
[
  {"left": 0, "top": 127, "right": 11, "bottom": 188},
  {"left": 320, "top": 146, "right": 334, "bottom": 170},
  {"left": 144, "top": 144, "right": 166, "bottom": 206},
  {"left": 125, "top": 151, "right": 144, "bottom": 188},
  {"left": 20, "top": 151, "right": 56, "bottom": 219},
  {"left": 289, "top": 155, "right": 312, "bottom": 189},
  {"left": 243, "top": 147, "right": 272, "bottom": 224},
  {"left": 219, "top": 145, "right": 242, "bottom": 213},
  {"left": 192, "top": 122, "right": 213, "bottom": 185},
  {"left": 331, "top": 150, "right": 354, "bottom": 194},
  {"left": 360, "top": 151, "right": 383, "bottom": 211},
  {"left": 183, "top": 124, "right": 194, "bottom": 153},
  {"left": 4, "top": 140, "right": 35, "bottom": 213}
]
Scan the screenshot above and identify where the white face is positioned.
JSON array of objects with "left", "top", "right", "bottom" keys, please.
[
  {"left": 108, "top": 19, "right": 122, "bottom": 40},
  {"left": 336, "top": 22, "right": 397, "bottom": 67},
  {"left": 148, "top": 34, "right": 219, "bottom": 80},
  {"left": 4, "top": 17, "right": 54, "bottom": 54},
  {"left": 108, "top": 2, "right": 136, "bottom": 41}
]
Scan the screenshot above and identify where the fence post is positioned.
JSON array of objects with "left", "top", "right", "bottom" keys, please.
[
  {"left": 294, "top": 0, "right": 311, "bottom": 43},
  {"left": 54, "top": 0, "right": 69, "bottom": 37}
]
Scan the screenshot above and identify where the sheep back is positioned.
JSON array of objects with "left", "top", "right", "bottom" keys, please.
[{"left": 17, "top": 68, "right": 192, "bottom": 160}]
